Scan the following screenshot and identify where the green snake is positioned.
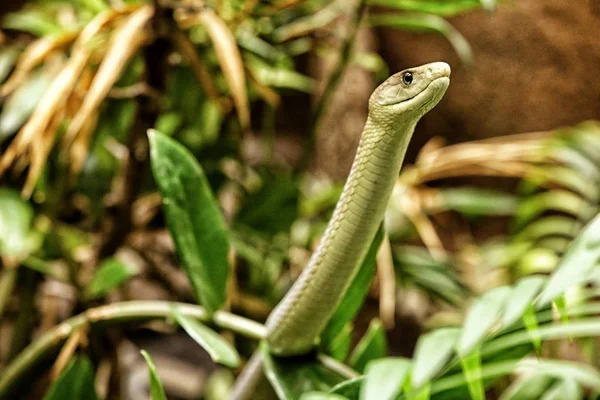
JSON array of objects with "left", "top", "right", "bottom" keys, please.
[{"left": 265, "top": 62, "right": 451, "bottom": 356}]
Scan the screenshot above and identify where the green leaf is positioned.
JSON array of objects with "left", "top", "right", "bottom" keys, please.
[
  {"left": 261, "top": 343, "right": 345, "bottom": 400},
  {"left": 325, "top": 324, "right": 353, "bottom": 362},
  {"left": 500, "top": 276, "right": 546, "bottom": 328},
  {"left": 360, "top": 358, "right": 411, "bottom": 400},
  {"left": 172, "top": 309, "right": 240, "bottom": 368},
  {"left": 247, "top": 55, "right": 315, "bottom": 93},
  {"left": 0, "top": 188, "right": 40, "bottom": 260},
  {"left": 349, "top": 319, "right": 387, "bottom": 373},
  {"left": 459, "top": 286, "right": 511, "bottom": 354},
  {"left": 369, "top": 13, "right": 473, "bottom": 65},
  {"left": 540, "top": 378, "right": 582, "bottom": 400},
  {"left": 2, "top": 10, "right": 64, "bottom": 36},
  {"left": 149, "top": 129, "right": 230, "bottom": 312},
  {"left": 0, "top": 46, "right": 19, "bottom": 84},
  {"left": 411, "top": 327, "right": 460, "bottom": 388},
  {"left": 84, "top": 258, "right": 137, "bottom": 300},
  {"left": 140, "top": 350, "right": 167, "bottom": 400},
  {"left": 537, "top": 213, "right": 600, "bottom": 307},
  {"left": 300, "top": 392, "right": 348, "bottom": 400},
  {"left": 431, "top": 359, "right": 600, "bottom": 397},
  {"left": 0, "top": 68, "right": 52, "bottom": 141},
  {"left": 329, "top": 377, "right": 364, "bottom": 399},
  {"left": 498, "top": 373, "right": 554, "bottom": 400},
  {"left": 460, "top": 348, "right": 484, "bottom": 400},
  {"left": 322, "top": 227, "right": 384, "bottom": 348},
  {"left": 482, "top": 319, "right": 600, "bottom": 359},
  {"left": 437, "top": 187, "right": 517, "bottom": 216},
  {"left": 514, "top": 190, "right": 591, "bottom": 230},
  {"left": 43, "top": 356, "right": 98, "bottom": 400},
  {"left": 522, "top": 305, "right": 542, "bottom": 355},
  {"left": 367, "top": 0, "right": 481, "bottom": 17}
]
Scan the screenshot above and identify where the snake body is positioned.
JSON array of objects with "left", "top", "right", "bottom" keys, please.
[{"left": 265, "top": 62, "right": 451, "bottom": 356}]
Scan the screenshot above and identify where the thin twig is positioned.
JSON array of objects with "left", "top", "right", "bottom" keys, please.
[{"left": 0, "top": 300, "right": 266, "bottom": 397}]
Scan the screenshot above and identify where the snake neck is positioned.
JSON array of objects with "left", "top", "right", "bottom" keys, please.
[{"left": 265, "top": 115, "right": 416, "bottom": 356}]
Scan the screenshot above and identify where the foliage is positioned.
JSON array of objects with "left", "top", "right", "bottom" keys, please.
[{"left": 1, "top": 0, "right": 599, "bottom": 400}]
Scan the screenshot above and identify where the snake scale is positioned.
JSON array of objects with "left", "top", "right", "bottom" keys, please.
[{"left": 264, "top": 62, "right": 451, "bottom": 356}]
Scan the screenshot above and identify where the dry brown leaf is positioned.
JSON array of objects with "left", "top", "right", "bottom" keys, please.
[
  {"left": 50, "top": 325, "right": 88, "bottom": 381},
  {"left": 0, "top": 10, "right": 118, "bottom": 197},
  {"left": 401, "top": 189, "right": 447, "bottom": 261},
  {"left": 22, "top": 109, "right": 64, "bottom": 198},
  {"left": 63, "top": 4, "right": 154, "bottom": 148},
  {"left": 376, "top": 233, "right": 396, "bottom": 329},
  {"left": 0, "top": 32, "right": 78, "bottom": 98},
  {"left": 178, "top": 8, "right": 251, "bottom": 131}
]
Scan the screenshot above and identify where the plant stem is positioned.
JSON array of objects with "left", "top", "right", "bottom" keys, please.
[
  {"left": 299, "top": 0, "right": 368, "bottom": 170},
  {"left": 0, "top": 268, "right": 16, "bottom": 318},
  {"left": 98, "top": 4, "right": 168, "bottom": 258},
  {"left": 317, "top": 353, "right": 360, "bottom": 380},
  {"left": 228, "top": 351, "right": 265, "bottom": 400},
  {"left": 0, "top": 300, "right": 265, "bottom": 397}
]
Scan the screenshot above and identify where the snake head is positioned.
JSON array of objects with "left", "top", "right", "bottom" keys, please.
[{"left": 370, "top": 62, "right": 451, "bottom": 119}]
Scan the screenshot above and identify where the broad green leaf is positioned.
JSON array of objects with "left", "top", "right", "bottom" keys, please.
[
  {"left": 537, "top": 213, "right": 600, "bottom": 307},
  {"left": 0, "top": 188, "right": 40, "bottom": 260},
  {"left": 300, "top": 392, "right": 348, "bottom": 400},
  {"left": 460, "top": 348, "right": 483, "bottom": 400},
  {"left": 349, "top": 319, "right": 387, "bottom": 373},
  {"left": 369, "top": 13, "right": 472, "bottom": 65},
  {"left": 540, "top": 378, "right": 582, "bottom": 400},
  {"left": 411, "top": 327, "right": 460, "bottom": 388},
  {"left": 149, "top": 130, "right": 230, "bottom": 312},
  {"left": 172, "top": 309, "right": 240, "bottom": 368},
  {"left": 322, "top": 227, "right": 384, "bottom": 347},
  {"left": 360, "top": 358, "right": 411, "bottom": 400},
  {"left": 367, "top": 0, "right": 481, "bottom": 17},
  {"left": 499, "top": 373, "right": 554, "bottom": 400},
  {"left": 140, "top": 350, "right": 167, "bottom": 400},
  {"left": 329, "top": 377, "right": 364, "bottom": 399},
  {"left": 458, "top": 286, "right": 511, "bottom": 354},
  {"left": 500, "top": 276, "right": 546, "bottom": 328},
  {"left": 261, "top": 343, "right": 345, "bottom": 400},
  {"left": 43, "top": 356, "right": 98, "bottom": 400},
  {"left": 85, "top": 258, "right": 138, "bottom": 300}
]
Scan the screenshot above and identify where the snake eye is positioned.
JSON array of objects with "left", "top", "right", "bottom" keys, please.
[{"left": 402, "top": 72, "right": 413, "bottom": 85}]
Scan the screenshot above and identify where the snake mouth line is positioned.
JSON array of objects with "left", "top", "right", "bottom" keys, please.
[{"left": 400, "top": 76, "right": 450, "bottom": 105}]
